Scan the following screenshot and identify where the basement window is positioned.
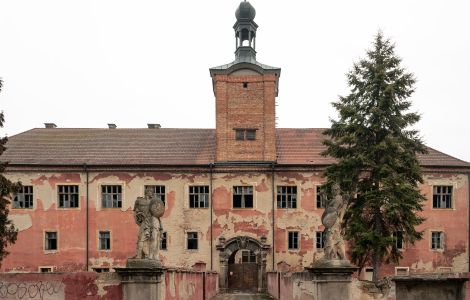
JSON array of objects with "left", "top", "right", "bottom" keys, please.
[
  {"left": 39, "top": 267, "right": 53, "bottom": 273},
  {"left": 395, "top": 267, "right": 409, "bottom": 276},
  {"left": 433, "top": 186, "right": 452, "bottom": 209},
  {"left": 13, "top": 185, "right": 34, "bottom": 209},
  {"left": 364, "top": 268, "right": 373, "bottom": 281},
  {"left": 93, "top": 268, "right": 110, "bottom": 273}
]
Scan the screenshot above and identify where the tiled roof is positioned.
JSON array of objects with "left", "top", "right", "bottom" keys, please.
[
  {"left": 1, "top": 128, "right": 215, "bottom": 165},
  {"left": 276, "top": 128, "right": 470, "bottom": 167},
  {"left": 2, "top": 128, "right": 469, "bottom": 168}
]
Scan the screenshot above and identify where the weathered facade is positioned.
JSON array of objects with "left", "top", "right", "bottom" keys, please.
[{"left": 2, "top": 1, "right": 470, "bottom": 293}]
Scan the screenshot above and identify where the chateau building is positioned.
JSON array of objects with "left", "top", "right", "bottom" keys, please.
[{"left": 2, "top": 1, "right": 470, "bottom": 292}]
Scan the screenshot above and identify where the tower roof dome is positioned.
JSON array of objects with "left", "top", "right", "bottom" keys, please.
[{"left": 235, "top": 1, "right": 256, "bottom": 21}]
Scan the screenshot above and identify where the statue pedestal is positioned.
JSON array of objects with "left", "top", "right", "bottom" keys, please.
[
  {"left": 115, "top": 259, "right": 166, "bottom": 300},
  {"left": 305, "top": 259, "right": 357, "bottom": 300}
]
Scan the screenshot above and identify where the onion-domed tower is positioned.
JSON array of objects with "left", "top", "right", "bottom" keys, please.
[{"left": 210, "top": 1, "right": 281, "bottom": 162}]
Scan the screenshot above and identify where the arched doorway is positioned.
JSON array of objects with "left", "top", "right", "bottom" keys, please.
[
  {"left": 228, "top": 249, "right": 258, "bottom": 291},
  {"left": 216, "top": 236, "right": 270, "bottom": 293}
]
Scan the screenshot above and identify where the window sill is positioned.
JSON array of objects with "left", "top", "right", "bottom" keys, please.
[
  {"left": 57, "top": 207, "right": 81, "bottom": 210},
  {"left": 187, "top": 207, "right": 210, "bottom": 209},
  {"left": 100, "top": 207, "right": 123, "bottom": 210},
  {"left": 44, "top": 250, "right": 58, "bottom": 254}
]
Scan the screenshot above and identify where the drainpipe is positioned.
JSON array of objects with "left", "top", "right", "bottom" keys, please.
[
  {"left": 468, "top": 173, "right": 470, "bottom": 273},
  {"left": 210, "top": 163, "right": 214, "bottom": 271},
  {"left": 84, "top": 163, "right": 89, "bottom": 271},
  {"left": 272, "top": 163, "right": 275, "bottom": 270}
]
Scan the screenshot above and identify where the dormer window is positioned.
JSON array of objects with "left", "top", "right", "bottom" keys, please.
[{"left": 235, "top": 128, "right": 257, "bottom": 140}]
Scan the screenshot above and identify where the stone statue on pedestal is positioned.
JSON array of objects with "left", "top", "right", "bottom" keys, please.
[
  {"left": 132, "top": 187, "right": 165, "bottom": 261},
  {"left": 321, "top": 183, "right": 346, "bottom": 260},
  {"left": 116, "top": 188, "right": 166, "bottom": 300}
]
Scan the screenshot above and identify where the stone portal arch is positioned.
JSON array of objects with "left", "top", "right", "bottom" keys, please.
[{"left": 216, "top": 236, "right": 270, "bottom": 292}]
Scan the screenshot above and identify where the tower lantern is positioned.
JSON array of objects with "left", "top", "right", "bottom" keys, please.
[{"left": 234, "top": 1, "right": 258, "bottom": 62}]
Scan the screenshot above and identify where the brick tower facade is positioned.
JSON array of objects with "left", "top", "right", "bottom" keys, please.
[{"left": 210, "top": 2, "right": 281, "bottom": 162}]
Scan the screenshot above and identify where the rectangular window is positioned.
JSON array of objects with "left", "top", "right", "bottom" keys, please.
[
  {"left": 45, "top": 231, "right": 57, "bottom": 251},
  {"left": 288, "top": 231, "right": 299, "bottom": 250},
  {"left": 316, "top": 231, "right": 325, "bottom": 249},
  {"left": 364, "top": 268, "right": 373, "bottom": 281},
  {"left": 241, "top": 250, "right": 256, "bottom": 263},
  {"left": 246, "top": 129, "right": 256, "bottom": 140},
  {"left": 13, "top": 185, "right": 34, "bottom": 209},
  {"left": 39, "top": 267, "right": 53, "bottom": 273},
  {"left": 102, "top": 185, "right": 122, "bottom": 208},
  {"left": 161, "top": 232, "right": 167, "bottom": 250},
  {"left": 393, "top": 231, "right": 404, "bottom": 250},
  {"left": 277, "top": 186, "right": 297, "bottom": 209},
  {"left": 235, "top": 129, "right": 245, "bottom": 140},
  {"left": 233, "top": 186, "right": 253, "bottom": 208},
  {"left": 189, "top": 186, "right": 209, "bottom": 208},
  {"left": 431, "top": 231, "right": 444, "bottom": 250},
  {"left": 58, "top": 185, "right": 79, "bottom": 208},
  {"left": 187, "top": 232, "right": 198, "bottom": 250},
  {"left": 395, "top": 267, "right": 409, "bottom": 276},
  {"left": 433, "top": 186, "right": 452, "bottom": 209},
  {"left": 93, "top": 268, "right": 110, "bottom": 273},
  {"left": 316, "top": 186, "right": 325, "bottom": 209},
  {"left": 144, "top": 185, "right": 166, "bottom": 204},
  {"left": 234, "top": 129, "right": 257, "bottom": 141},
  {"left": 99, "top": 231, "right": 111, "bottom": 250}
]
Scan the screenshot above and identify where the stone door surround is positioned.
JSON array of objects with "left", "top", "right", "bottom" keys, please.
[{"left": 216, "top": 235, "right": 270, "bottom": 293}]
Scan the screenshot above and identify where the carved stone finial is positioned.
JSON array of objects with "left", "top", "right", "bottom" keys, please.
[
  {"left": 219, "top": 236, "right": 226, "bottom": 246},
  {"left": 260, "top": 236, "right": 267, "bottom": 244}
]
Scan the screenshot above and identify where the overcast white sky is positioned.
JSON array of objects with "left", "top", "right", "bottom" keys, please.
[{"left": 1, "top": 0, "right": 469, "bottom": 162}]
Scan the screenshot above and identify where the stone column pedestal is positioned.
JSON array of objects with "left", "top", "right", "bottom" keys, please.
[
  {"left": 305, "top": 259, "right": 357, "bottom": 300},
  {"left": 115, "top": 259, "right": 166, "bottom": 300}
]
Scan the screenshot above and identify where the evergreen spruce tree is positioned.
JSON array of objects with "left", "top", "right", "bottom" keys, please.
[
  {"left": 322, "top": 33, "right": 426, "bottom": 284},
  {"left": 0, "top": 78, "right": 19, "bottom": 261}
]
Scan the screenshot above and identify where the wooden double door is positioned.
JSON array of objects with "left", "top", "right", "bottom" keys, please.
[{"left": 228, "top": 262, "right": 259, "bottom": 291}]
